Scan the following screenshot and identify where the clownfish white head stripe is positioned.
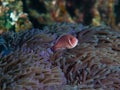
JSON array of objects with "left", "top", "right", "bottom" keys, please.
[{"left": 68, "top": 37, "right": 78, "bottom": 48}]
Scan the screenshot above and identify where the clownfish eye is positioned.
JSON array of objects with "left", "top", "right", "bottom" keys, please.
[
  {"left": 70, "top": 37, "right": 75, "bottom": 43},
  {"left": 70, "top": 37, "right": 73, "bottom": 41}
]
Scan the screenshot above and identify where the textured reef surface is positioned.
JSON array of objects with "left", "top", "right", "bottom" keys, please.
[{"left": 0, "top": 23, "right": 120, "bottom": 90}]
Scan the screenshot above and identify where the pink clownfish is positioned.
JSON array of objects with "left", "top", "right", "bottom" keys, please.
[{"left": 52, "top": 34, "right": 78, "bottom": 51}]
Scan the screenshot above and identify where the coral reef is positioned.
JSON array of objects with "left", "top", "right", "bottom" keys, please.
[
  {"left": 0, "top": 0, "right": 120, "bottom": 32},
  {"left": 0, "top": 0, "right": 32, "bottom": 33},
  {"left": 21, "top": 0, "right": 120, "bottom": 29},
  {"left": 0, "top": 23, "right": 120, "bottom": 90}
]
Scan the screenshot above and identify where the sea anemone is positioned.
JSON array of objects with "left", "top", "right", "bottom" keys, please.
[
  {"left": 0, "top": 23, "right": 120, "bottom": 90},
  {"left": 0, "top": 28, "right": 66, "bottom": 90},
  {"left": 51, "top": 25, "right": 120, "bottom": 89},
  {"left": 0, "top": 45, "right": 66, "bottom": 90}
]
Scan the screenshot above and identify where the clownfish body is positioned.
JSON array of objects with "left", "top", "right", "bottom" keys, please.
[{"left": 52, "top": 34, "right": 78, "bottom": 51}]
